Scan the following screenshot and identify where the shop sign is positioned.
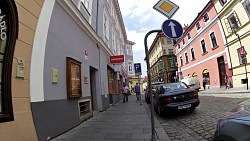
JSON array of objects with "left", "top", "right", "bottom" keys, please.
[
  {"left": 0, "top": 8, "right": 7, "bottom": 40},
  {"left": 110, "top": 55, "right": 124, "bottom": 63}
]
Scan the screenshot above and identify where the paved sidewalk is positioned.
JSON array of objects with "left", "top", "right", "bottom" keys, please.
[
  {"left": 200, "top": 86, "right": 250, "bottom": 94},
  {"left": 50, "top": 94, "right": 170, "bottom": 141}
]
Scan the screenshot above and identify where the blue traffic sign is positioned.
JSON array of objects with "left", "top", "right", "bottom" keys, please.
[
  {"left": 134, "top": 63, "right": 142, "bottom": 75},
  {"left": 162, "top": 19, "right": 183, "bottom": 39}
]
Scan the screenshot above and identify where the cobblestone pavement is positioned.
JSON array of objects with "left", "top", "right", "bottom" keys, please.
[{"left": 155, "top": 93, "right": 250, "bottom": 141}]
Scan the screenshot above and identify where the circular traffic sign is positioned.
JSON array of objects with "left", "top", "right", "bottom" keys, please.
[{"left": 162, "top": 19, "right": 183, "bottom": 39}]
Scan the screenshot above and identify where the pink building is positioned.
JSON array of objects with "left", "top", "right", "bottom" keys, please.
[{"left": 175, "top": 2, "right": 232, "bottom": 88}]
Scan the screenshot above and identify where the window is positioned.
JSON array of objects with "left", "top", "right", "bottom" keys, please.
[
  {"left": 127, "top": 46, "right": 132, "bottom": 56},
  {"left": 185, "top": 52, "right": 189, "bottom": 63},
  {"left": 180, "top": 56, "right": 183, "bottom": 66},
  {"left": 237, "top": 48, "right": 247, "bottom": 64},
  {"left": 187, "top": 33, "right": 191, "bottom": 40},
  {"left": 80, "top": 0, "right": 92, "bottom": 14},
  {"left": 243, "top": 0, "right": 250, "bottom": 18},
  {"left": 227, "top": 12, "right": 241, "bottom": 29},
  {"left": 196, "top": 22, "right": 201, "bottom": 30},
  {"left": 191, "top": 48, "right": 195, "bottom": 60},
  {"left": 177, "top": 44, "right": 180, "bottom": 49},
  {"left": 182, "top": 39, "right": 185, "bottom": 45},
  {"left": 203, "top": 13, "right": 209, "bottom": 22},
  {"left": 168, "top": 49, "right": 174, "bottom": 54},
  {"left": 112, "top": 29, "right": 116, "bottom": 52},
  {"left": 169, "top": 58, "right": 176, "bottom": 68},
  {"left": 201, "top": 40, "right": 207, "bottom": 54},
  {"left": 219, "top": 0, "right": 227, "bottom": 6},
  {"left": 103, "top": 11, "right": 109, "bottom": 42},
  {"left": 210, "top": 32, "right": 218, "bottom": 48},
  {"left": 167, "top": 39, "right": 172, "bottom": 44}
]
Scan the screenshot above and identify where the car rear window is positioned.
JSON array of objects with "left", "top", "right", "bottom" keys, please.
[{"left": 162, "top": 83, "right": 187, "bottom": 92}]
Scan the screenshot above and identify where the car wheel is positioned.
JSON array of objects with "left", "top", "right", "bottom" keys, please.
[{"left": 157, "top": 104, "right": 164, "bottom": 117}]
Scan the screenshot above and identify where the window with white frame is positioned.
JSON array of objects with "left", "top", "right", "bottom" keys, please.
[
  {"left": 112, "top": 29, "right": 116, "bottom": 52},
  {"left": 196, "top": 22, "right": 201, "bottom": 30},
  {"left": 187, "top": 33, "right": 191, "bottom": 40},
  {"left": 190, "top": 48, "right": 195, "bottom": 60},
  {"left": 185, "top": 52, "right": 189, "bottom": 63},
  {"left": 243, "top": 0, "right": 250, "bottom": 18},
  {"left": 180, "top": 56, "right": 183, "bottom": 66},
  {"left": 178, "top": 44, "right": 180, "bottom": 49},
  {"left": 103, "top": 11, "right": 109, "bottom": 42},
  {"left": 191, "top": 48, "right": 195, "bottom": 60},
  {"left": 127, "top": 46, "right": 132, "bottom": 56},
  {"left": 210, "top": 32, "right": 218, "bottom": 48},
  {"left": 227, "top": 12, "right": 241, "bottom": 29},
  {"left": 201, "top": 39, "right": 207, "bottom": 54},
  {"left": 219, "top": 0, "right": 227, "bottom": 6},
  {"left": 203, "top": 13, "right": 209, "bottom": 22},
  {"left": 81, "top": 0, "right": 91, "bottom": 13},
  {"left": 182, "top": 39, "right": 185, "bottom": 45}
]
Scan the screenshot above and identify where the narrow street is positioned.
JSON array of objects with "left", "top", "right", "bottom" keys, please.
[{"left": 153, "top": 93, "right": 250, "bottom": 141}]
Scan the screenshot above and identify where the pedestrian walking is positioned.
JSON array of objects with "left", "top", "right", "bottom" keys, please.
[
  {"left": 203, "top": 77, "right": 207, "bottom": 90},
  {"left": 224, "top": 74, "right": 228, "bottom": 89},
  {"left": 122, "top": 84, "right": 129, "bottom": 102},
  {"left": 134, "top": 83, "right": 140, "bottom": 101}
]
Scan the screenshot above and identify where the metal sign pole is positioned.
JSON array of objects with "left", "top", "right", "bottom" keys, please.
[{"left": 144, "top": 29, "right": 162, "bottom": 141}]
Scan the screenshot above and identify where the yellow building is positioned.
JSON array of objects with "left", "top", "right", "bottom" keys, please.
[
  {"left": 212, "top": 0, "right": 250, "bottom": 88},
  {"left": 129, "top": 76, "right": 143, "bottom": 93},
  {"left": 148, "top": 32, "right": 177, "bottom": 83}
]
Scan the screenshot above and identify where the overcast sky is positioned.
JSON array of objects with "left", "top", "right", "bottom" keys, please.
[{"left": 118, "top": 0, "right": 210, "bottom": 77}]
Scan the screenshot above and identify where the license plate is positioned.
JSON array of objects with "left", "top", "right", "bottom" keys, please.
[{"left": 178, "top": 104, "right": 191, "bottom": 110}]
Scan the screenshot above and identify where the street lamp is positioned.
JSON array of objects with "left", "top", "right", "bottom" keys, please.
[{"left": 231, "top": 24, "right": 248, "bottom": 90}]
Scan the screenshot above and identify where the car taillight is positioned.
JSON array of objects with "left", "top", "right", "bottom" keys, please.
[
  {"left": 193, "top": 92, "right": 198, "bottom": 98},
  {"left": 163, "top": 98, "right": 173, "bottom": 103}
]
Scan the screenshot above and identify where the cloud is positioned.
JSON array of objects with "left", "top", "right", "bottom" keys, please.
[{"left": 139, "top": 13, "right": 152, "bottom": 23}]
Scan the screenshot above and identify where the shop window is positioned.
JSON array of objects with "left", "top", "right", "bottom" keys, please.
[
  {"left": 0, "top": 0, "right": 18, "bottom": 122},
  {"left": 107, "top": 68, "right": 115, "bottom": 94},
  {"left": 66, "top": 57, "right": 82, "bottom": 99}
]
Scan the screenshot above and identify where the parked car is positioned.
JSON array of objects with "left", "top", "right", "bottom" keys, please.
[
  {"left": 212, "top": 99, "right": 250, "bottom": 141},
  {"left": 181, "top": 77, "right": 201, "bottom": 91},
  {"left": 145, "top": 82, "right": 164, "bottom": 104},
  {"left": 153, "top": 82, "right": 200, "bottom": 117}
]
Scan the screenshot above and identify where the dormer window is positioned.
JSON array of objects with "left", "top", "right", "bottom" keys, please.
[
  {"left": 196, "top": 22, "right": 201, "bottom": 31},
  {"left": 203, "top": 13, "right": 209, "bottom": 22},
  {"left": 187, "top": 33, "right": 191, "bottom": 40}
]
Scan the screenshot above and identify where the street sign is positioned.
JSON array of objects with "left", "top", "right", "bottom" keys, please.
[
  {"left": 134, "top": 63, "right": 142, "bottom": 76},
  {"left": 240, "top": 46, "right": 247, "bottom": 56},
  {"left": 153, "top": 0, "right": 179, "bottom": 19},
  {"left": 162, "top": 19, "right": 183, "bottom": 39}
]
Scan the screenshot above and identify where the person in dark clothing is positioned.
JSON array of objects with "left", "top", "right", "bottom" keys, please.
[
  {"left": 134, "top": 83, "right": 140, "bottom": 101},
  {"left": 202, "top": 77, "right": 207, "bottom": 90}
]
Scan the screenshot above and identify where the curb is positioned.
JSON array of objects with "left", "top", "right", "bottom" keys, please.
[{"left": 200, "top": 91, "right": 250, "bottom": 94}]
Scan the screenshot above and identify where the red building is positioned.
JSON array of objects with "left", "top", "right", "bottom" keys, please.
[{"left": 175, "top": 2, "right": 232, "bottom": 88}]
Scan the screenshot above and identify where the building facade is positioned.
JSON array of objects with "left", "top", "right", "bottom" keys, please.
[
  {"left": 0, "top": 0, "right": 133, "bottom": 141},
  {"left": 175, "top": 1, "right": 232, "bottom": 88},
  {"left": 212, "top": 0, "right": 250, "bottom": 88},
  {"left": 149, "top": 32, "right": 177, "bottom": 83}
]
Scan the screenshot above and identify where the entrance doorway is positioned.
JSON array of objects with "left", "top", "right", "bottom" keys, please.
[
  {"left": 217, "top": 56, "right": 226, "bottom": 86},
  {"left": 90, "top": 67, "right": 97, "bottom": 110}
]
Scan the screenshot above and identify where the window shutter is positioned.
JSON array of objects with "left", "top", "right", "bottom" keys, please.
[{"left": 224, "top": 18, "right": 232, "bottom": 33}]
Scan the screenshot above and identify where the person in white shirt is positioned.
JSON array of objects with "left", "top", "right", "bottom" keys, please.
[{"left": 122, "top": 84, "right": 129, "bottom": 102}]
